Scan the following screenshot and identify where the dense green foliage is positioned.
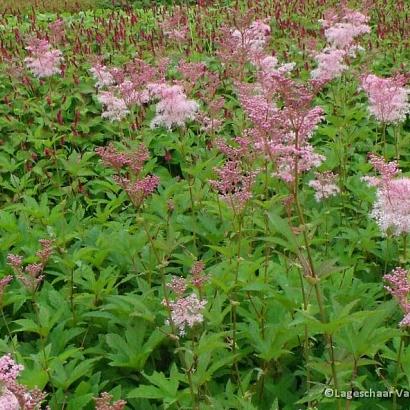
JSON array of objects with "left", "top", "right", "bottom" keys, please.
[{"left": 0, "top": 1, "right": 409, "bottom": 409}]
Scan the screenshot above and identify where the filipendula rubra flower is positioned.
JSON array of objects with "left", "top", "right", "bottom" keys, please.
[
  {"left": 310, "top": 48, "right": 347, "bottom": 82},
  {"left": 94, "top": 392, "right": 126, "bottom": 410},
  {"left": 163, "top": 276, "right": 207, "bottom": 337},
  {"left": 363, "top": 154, "right": 410, "bottom": 236},
  {"left": 7, "top": 239, "right": 54, "bottom": 292},
  {"left": 95, "top": 143, "right": 159, "bottom": 208},
  {"left": 384, "top": 267, "right": 410, "bottom": 327},
  {"left": 209, "top": 136, "right": 258, "bottom": 212},
  {"left": 237, "top": 72, "right": 325, "bottom": 183},
  {"left": 147, "top": 83, "right": 199, "bottom": 129},
  {"left": 89, "top": 64, "right": 115, "bottom": 89},
  {"left": 360, "top": 74, "right": 410, "bottom": 124},
  {"left": 308, "top": 171, "right": 340, "bottom": 202},
  {"left": 0, "top": 354, "right": 47, "bottom": 409},
  {"left": 319, "top": 6, "right": 370, "bottom": 51},
  {"left": 162, "top": 265, "right": 209, "bottom": 337},
  {"left": 216, "top": 17, "right": 271, "bottom": 78},
  {"left": 24, "top": 38, "right": 63, "bottom": 78},
  {"left": 97, "top": 91, "right": 129, "bottom": 122}
]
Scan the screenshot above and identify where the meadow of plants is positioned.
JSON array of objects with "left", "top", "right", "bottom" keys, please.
[{"left": 0, "top": 0, "right": 409, "bottom": 408}]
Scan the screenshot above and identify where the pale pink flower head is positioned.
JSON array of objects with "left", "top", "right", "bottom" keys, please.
[
  {"left": 0, "top": 354, "right": 24, "bottom": 384},
  {"left": 95, "top": 144, "right": 130, "bottom": 170},
  {"left": 89, "top": 64, "right": 115, "bottom": 89},
  {"left": 253, "top": 55, "right": 295, "bottom": 78},
  {"left": 148, "top": 83, "right": 199, "bottom": 129},
  {"left": 364, "top": 154, "right": 409, "bottom": 235},
  {"left": 0, "top": 387, "right": 19, "bottom": 410},
  {"left": 320, "top": 7, "right": 370, "bottom": 50},
  {"left": 48, "top": 18, "right": 65, "bottom": 44},
  {"left": 114, "top": 175, "right": 160, "bottom": 208},
  {"left": 371, "top": 177, "right": 410, "bottom": 236},
  {"left": 232, "top": 19, "right": 271, "bottom": 53},
  {"left": 25, "top": 263, "right": 44, "bottom": 277},
  {"left": 36, "top": 239, "right": 53, "bottom": 264},
  {"left": 94, "top": 392, "right": 127, "bottom": 410},
  {"left": 97, "top": 91, "right": 129, "bottom": 122},
  {"left": 308, "top": 171, "right": 340, "bottom": 201},
  {"left": 324, "top": 22, "right": 370, "bottom": 49},
  {"left": 160, "top": 6, "right": 189, "bottom": 42},
  {"left": 6, "top": 254, "right": 22, "bottom": 271},
  {"left": 209, "top": 160, "right": 257, "bottom": 212},
  {"left": 360, "top": 74, "right": 410, "bottom": 124},
  {"left": 163, "top": 293, "right": 207, "bottom": 336},
  {"left": 167, "top": 277, "right": 187, "bottom": 297},
  {"left": 24, "top": 38, "right": 63, "bottom": 78},
  {"left": 118, "top": 80, "right": 149, "bottom": 106},
  {"left": 0, "top": 276, "right": 13, "bottom": 304},
  {"left": 384, "top": 267, "right": 410, "bottom": 327},
  {"left": 215, "top": 137, "right": 252, "bottom": 161},
  {"left": 0, "top": 354, "right": 47, "bottom": 409},
  {"left": 275, "top": 146, "right": 325, "bottom": 183},
  {"left": 191, "top": 261, "right": 208, "bottom": 289},
  {"left": 311, "top": 48, "right": 347, "bottom": 82},
  {"left": 362, "top": 153, "right": 399, "bottom": 188},
  {"left": 178, "top": 60, "right": 207, "bottom": 84}
]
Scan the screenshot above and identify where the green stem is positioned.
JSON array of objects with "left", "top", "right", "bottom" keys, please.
[{"left": 393, "top": 334, "right": 404, "bottom": 410}]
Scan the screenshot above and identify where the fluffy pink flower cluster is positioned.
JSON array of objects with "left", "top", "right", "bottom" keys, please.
[
  {"left": 96, "top": 143, "right": 159, "bottom": 208},
  {"left": 190, "top": 261, "right": 208, "bottom": 290},
  {"left": 308, "top": 171, "right": 340, "bottom": 201},
  {"left": 364, "top": 154, "right": 410, "bottom": 236},
  {"left": 311, "top": 48, "right": 347, "bottom": 82},
  {"left": 0, "top": 387, "right": 19, "bottom": 410},
  {"left": 311, "top": 7, "right": 369, "bottom": 82},
  {"left": 90, "top": 59, "right": 167, "bottom": 122},
  {"left": 255, "top": 55, "right": 295, "bottom": 77},
  {"left": 178, "top": 60, "right": 207, "bottom": 85},
  {"left": 237, "top": 73, "right": 325, "bottom": 183},
  {"left": 114, "top": 175, "right": 160, "bottom": 208},
  {"left": 210, "top": 160, "right": 257, "bottom": 213},
  {"left": 95, "top": 143, "right": 131, "bottom": 170},
  {"left": 159, "top": 7, "right": 189, "bottom": 42},
  {"left": 0, "top": 354, "right": 24, "bottom": 383},
  {"left": 0, "top": 354, "right": 47, "bottom": 410},
  {"left": 231, "top": 19, "right": 271, "bottom": 52},
  {"left": 7, "top": 239, "right": 54, "bottom": 292},
  {"left": 360, "top": 74, "right": 409, "bottom": 124},
  {"left": 94, "top": 392, "right": 126, "bottom": 410},
  {"left": 214, "top": 137, "right": 252, "bottom": 161},
  {"left": 0, "top": 276, "right": 13, "bottom": 304},
  {"left": 320, "top": 7, "right": 370, "bottom": 50},
  {"left": 384, "top": 267, "right": 410, "bottom": 327},
  {"left": 217, "top": 18, "right": 271, "bottom": 76},
  {"left": 118, "top": 80, "right": 149, "bottom": 106},
  {"left": 197, "top": 96, "right": 225, "bottom": 134},
  {"left": 89, "top": 64, "right": 115, "bottom": 89},
  {"left": 97, "top": 92, "right": 129, "bottom": 122},
  {"left": 363, "top": 153, "right": 399, "bottom": 187},
  {"left": 163, "top": 291, "right": 207, "bottom": 336},
  {"left": 148, "top": 83, "right": 199, "bottom": 129},
  {"left": 163, "top": 261, "right": 209, "bottom": 336},
  {"left": 24, "top": 38, "right": 63, "bottom": 78},
  {"left": 48, "top": 18, "right": 65, "bottom": 44}
]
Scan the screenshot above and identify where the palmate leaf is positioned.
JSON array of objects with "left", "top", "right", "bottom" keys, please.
[
  {"left": 128, "top": 364, "right": 183, "bottom": 407},
  {"left": 105, "top": 323, "right": 165, "bottom": 370}
]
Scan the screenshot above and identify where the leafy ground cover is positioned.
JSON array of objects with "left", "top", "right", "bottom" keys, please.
[{"left": 0, "top": 0, "right": 409, "bottom": 409}]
